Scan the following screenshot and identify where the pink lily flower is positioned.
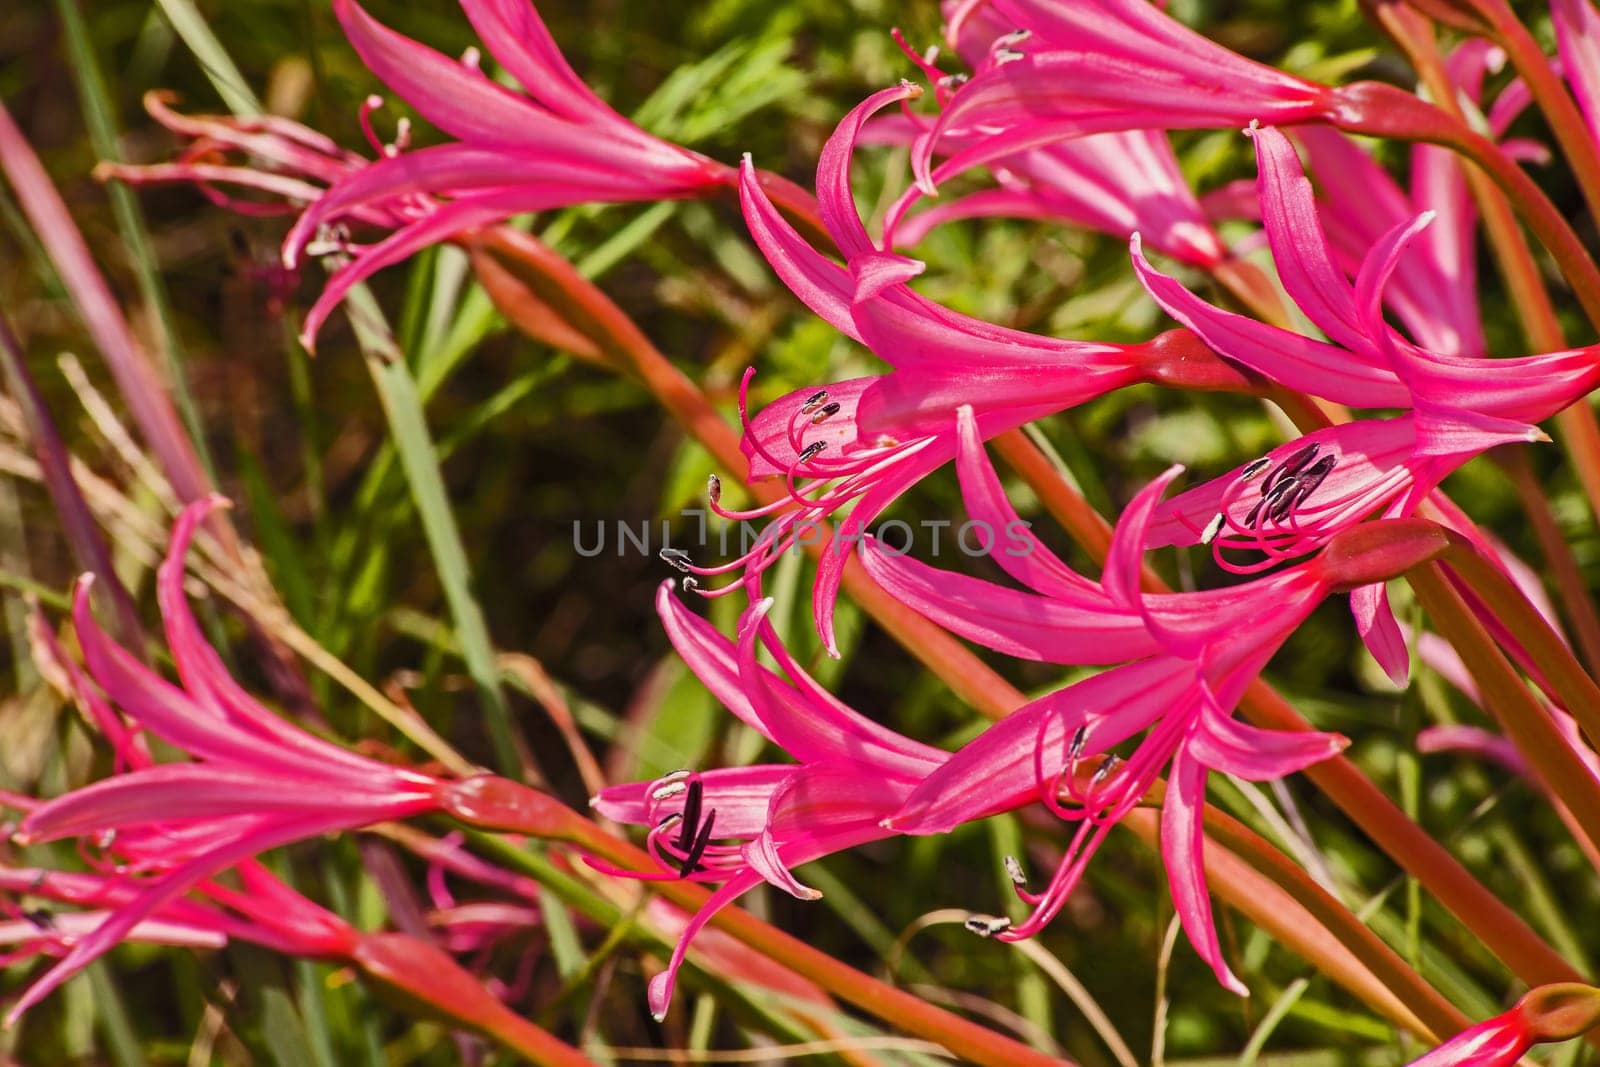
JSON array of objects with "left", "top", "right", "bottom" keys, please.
[
  {"left": 719, "top": 82, "right": 1250, "bottom": 653},
  {"left": 859, "top": 405, "right": 1332, "bottom": 664},
  {"left": 6, "top": 497, "right": 531, "bottom": 1016},
  {"left": 909, "top": 0, "right": 1334, "bottom": 192},
  {"left": 882, "top": 464, "right": 1384, "bottom": 994},
  {"left": 868, "top": 6, "right": 1225, "bottom": 266},
  {"left": 1288, "top": 43, "right": 1539, "bottom": 359},
  {"left": 277, "top": 0, "right": 732, "bottom": 345},
  {"left": 1405, "top": 983, "right": 1600, "bottom": 1065},
  {"left": 97, "top": 91, "right": 392, "bottom": 224},
  {"left": 1132, "top": 125, "right": 1600, "bottom": 419},
  {"left": 0, "top": 859, "right": 359, "bottom": 1016},
  {"left": 590, "top": 583, "right": 946, "bottom": 1018}
]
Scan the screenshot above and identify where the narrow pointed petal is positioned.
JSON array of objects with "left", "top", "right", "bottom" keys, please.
[
  {"left": 1352, "top": 581, "right": 1409, "bottom": 685},
  {"left": 646, "top": 871, "right": 766, "bottom": 1020},
  {"left": 737, "top": 157, "right": 861, "bottom": 341},
  {"left": 952, "top": 405, "right": 1100, "bottom": 598},
  {"left": 858, "top": 542, "right": 1155, "bottom": 662},
  {"left": 1130, "top": 234, "right": 1411, "bottom": 408},
  {"left": 1161, "top": 747, "right": 1249, "bottom": 996},
  {"left": 817, "top": 82, "right": 923, "bottom": 257},
  {"left": 1248, "top": 125, "right": 1380, "bottom": 360},
  {"left": 887, "top": 659, "right": 1194, "bottom": 833},
  {"left": 1103, "top": 465, "right": 1185, "bottom": 611},
  {"left": 333, "top": 0, "right": 552, "bottom": 148},
  {"left": 1188, "top": 712, "right": 1348, "bottom": 781}
]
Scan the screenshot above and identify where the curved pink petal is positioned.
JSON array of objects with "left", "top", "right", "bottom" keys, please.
[
  {"left": 738, "top": 600, "right": 944, "bottom": 771},
  {"left": 19, "top": 765, "right": 428, "bottom": 844},
  {"left": 952, "top": 405, "right": 1099, "bottom": 599},
  {"left": 1130, "top": 234, "right": 1412, "bottom": 408},
  {"left": 159, "top": 499, "right": 414, "bottom": 782},
  {"left": 1161, "top": 745, "right": 1248, "bottom": 995},
  {"left": 334, "top": 0, "right": 556, "bottom": 148},
  {"left": 1187, "top": 711, "right": 1347, "bottom": 781},
  {"left": 858, "top": 542, "right": 1155, "bottom": 662},
  {"left": 1352, "top": 580, "right": 1409, "bottom": 685},
  {"left": 886, "top": 658, "right": 1196, "bottom": 834}
]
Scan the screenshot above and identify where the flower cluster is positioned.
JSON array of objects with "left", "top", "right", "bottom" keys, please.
[{"left": 57, "top": 0, "right": 1600, "bottom": 1060}]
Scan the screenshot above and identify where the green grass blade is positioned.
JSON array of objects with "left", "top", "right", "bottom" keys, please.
[{"left": 340, "top": 285, "right": 523, "bottom": 776}]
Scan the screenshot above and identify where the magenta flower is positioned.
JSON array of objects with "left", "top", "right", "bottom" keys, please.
[
  {"left": 1405, "top": 983, "right": 1600, "bottom": 1066},
  {"left": 882, "top": 464, "right": 1361, "bottom": 994},
  {"left": 859, "top": 406, "right": 1333, "bottom": 664},
  {"left": 98, "top": 92, "right": 389, "bottom": 224},
  {"left": 909, "top": 0, "right": 1340, "bottom": 195},
  {"left": 1132, "top": 126, "right": 1600, "bottom": 418},
  {"left": 0, "top": 859, "right": 359, "bottom": 1021},
  {"left": 869, "top": 5, "right": 1225, "bottom": 266},
  {"left": 278, "top": 0, "right": 732, "bottom": 345},
  {"left": 7, "top": 497, "right": 518, "bottom": 1015},
  {"left": 720, "top": 82, "right": 1248, "bottom": 652},
  {"left": 590, "top": 583, "right": 945, "bottom": 1018}
]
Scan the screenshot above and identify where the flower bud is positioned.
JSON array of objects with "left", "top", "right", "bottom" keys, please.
[
  {"left": 438, "top": 775, "right": 585, "bottom": 840},
  {"left": 1319, "top": 518, "right": 1450, "bottom": 589},
  {"left": 1520, "top": 983, "right": 1600, "bottom": 1043}
]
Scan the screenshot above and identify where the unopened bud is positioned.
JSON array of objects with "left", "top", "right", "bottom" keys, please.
[
  {"left": 1519, "top": 983, "right": 1600, "bottom": 1043},
  {"left": 1319, "top": 518, "right": 1449, "bottom": 589}
]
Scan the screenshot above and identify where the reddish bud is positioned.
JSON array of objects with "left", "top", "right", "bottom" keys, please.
[
  {"left": 1319, "top": 518, "right": 1450, "bottom": 589},
  {"left": 1520, "top": 983, "right": 1600, "bottom": 1043},
  {"left": 1326, "top": 80, "right": 1467, "bottom": 142},
  {"left": 438, "top": 775, "right": 584, "bottom": 840},
  {"left": 1142, "top": 328, "right": 1265, "bottom": 395}
]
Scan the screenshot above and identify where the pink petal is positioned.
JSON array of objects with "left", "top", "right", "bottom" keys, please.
[
  {"left": 1161, "top": 745, "right": 1249, "bottom": 995},
  {"left": 591, "top": 765, "right": 794, "bottom": 840},
  {"left": 886, "top": 658, "right": 1195, "bottom": 833},
  {"left": 1188, "top": 712, "right": 1348, "bottom": 781},
  {"left": 952, "top": 405, "right": 1100, "bottom": 599},
  {"left": 1130, "top": 234, "right": 1412, "bottom": 408},
  {"left": 1352, "top": 581, "right": 1409, "bottom": 685}
]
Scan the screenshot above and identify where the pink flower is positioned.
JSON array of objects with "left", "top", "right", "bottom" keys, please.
[
  {"left": 719, "top": 82, "right": 1249, "bottom": 652},
  {"left": 1128, "top": 123, "right": 1583, "bottom": 677},
  {"left": 881, "top": 464, "right": 1367, "bottom": 994},
  {"left": 279, "top": 0, "right": 732, "bottom": 345},
  {"left": 590, "top": 583, "right": 945, "bottom": 1018},
  {"left": 1132, "top": 125, "right": 1600, "bottom": 419},
  {"left": 1406, "top": 983, "right": 1600, "bottom": 1065},
  {"left": 8, "top": 497, "right": 522, "bottom": 1015},
  {"left": 859, "top": 406, "right": 1332, "bottom": 663},
  {"left": 869, "top": 6, "right": 1225, "bottom": 266},
  {"left": 910, "top": 0, "right": 1339, "bottom": 196},
  {"left": 97, "top": 92, "right": 389, "bottom": 223},
  {"left": 0, "top": 859, "right": 358, "bottom": 1019}
]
